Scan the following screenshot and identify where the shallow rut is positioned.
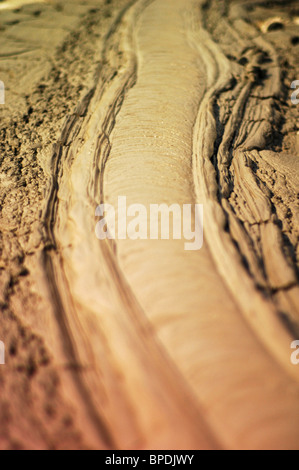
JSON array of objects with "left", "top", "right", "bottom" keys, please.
[{"left": 40, "top": 0, "right": 299, "bottom": 450}]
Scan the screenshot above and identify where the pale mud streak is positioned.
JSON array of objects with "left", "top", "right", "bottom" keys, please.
[
  {"left": 46, "top": 0, "right": 217, "bottom": 450},
  {"left": 45, "top": 0, "right": 299, "bottom": 450},
  {"left": 0, "top": 0, "right": 46, "bottom": 9}
]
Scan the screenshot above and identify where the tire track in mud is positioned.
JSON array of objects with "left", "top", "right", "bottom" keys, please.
[
  {"left": 41, "top": 6, "right": 133, "bottom": 451},
  {"left": 41, "top": 0, "right": 150, "bottom": 450},
  {"left": 43, "top": 0, "right": 219, "bottom": 450},
  {"left": 42, "top": 0, "right": 299, "bottom": 450}
]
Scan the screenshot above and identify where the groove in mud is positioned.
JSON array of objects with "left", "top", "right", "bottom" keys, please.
[
  {"left": 200, "top": 0, "right": 299, "bottom": 332},
  {"left": 40, "top": 0, "right": 148, "bottom": 449}
]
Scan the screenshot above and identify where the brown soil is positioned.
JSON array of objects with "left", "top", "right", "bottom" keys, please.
[{"left": 0, "top": 0, "right": 299, "bottom": 450}]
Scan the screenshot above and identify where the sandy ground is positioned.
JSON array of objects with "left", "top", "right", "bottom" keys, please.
[{"left": 0, "top": 0, "right": 299, "bottom": 450}]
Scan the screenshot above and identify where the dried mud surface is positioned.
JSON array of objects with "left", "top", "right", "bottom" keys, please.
[{"left": 0, "top": 0, "right": 299, "bottom": 450}]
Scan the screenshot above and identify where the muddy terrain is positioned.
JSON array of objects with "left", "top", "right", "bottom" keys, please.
[{"left": 0, "top": 0, "right": 299, "bottom": 450}]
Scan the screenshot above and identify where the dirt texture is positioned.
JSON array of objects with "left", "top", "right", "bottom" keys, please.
[{"left": 0, "top": 0, "right": 299, "bottom": 450}]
